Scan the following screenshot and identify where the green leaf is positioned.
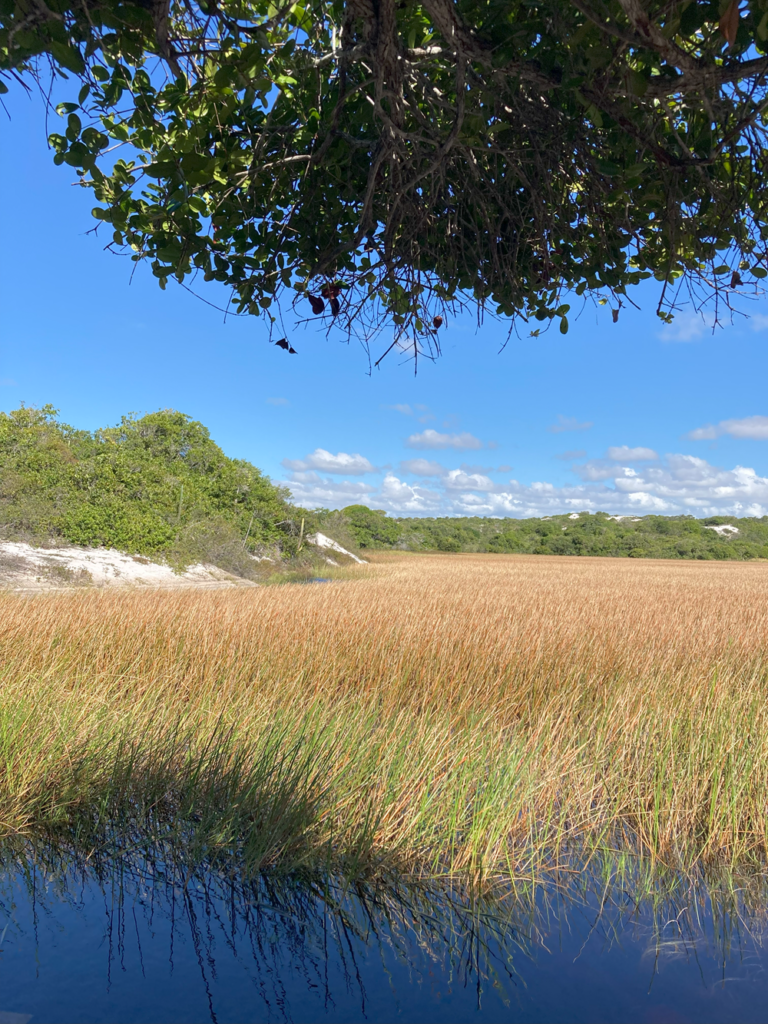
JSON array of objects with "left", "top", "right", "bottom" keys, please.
[
  {"left": 180, "top": 153, "right": 214, "bottom": 174},
  {"left": 49, "top": 41, "right": 84, "bottom": 74},
  {"left": 17, "top": 0, "right": 768, "bottom": 365},
  {"left": 596, "top": 160, "right": 622, "bottom": 176},
  {"left": 144, "top": 161, "right": 178, "bottom": 178},
  {"left": 628, "top": 71, "right": 647, "bottom": 97}
]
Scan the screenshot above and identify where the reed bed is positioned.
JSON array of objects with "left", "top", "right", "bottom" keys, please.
[{"left": 1, "top": 552, "right": 768, "bottom": 879}]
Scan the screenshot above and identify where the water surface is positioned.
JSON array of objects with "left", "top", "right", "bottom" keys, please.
[{"left": 0, "top": 851, "right": 765, "bottom": 1023}]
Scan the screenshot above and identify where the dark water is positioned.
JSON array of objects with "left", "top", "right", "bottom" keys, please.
[{"left": 0, "top": 851, "right": 766, "bottom": 1024}]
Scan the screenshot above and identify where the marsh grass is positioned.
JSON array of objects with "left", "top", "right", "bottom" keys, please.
[{"left": 2, "top": 553, "right": 768, "bottom": 882}]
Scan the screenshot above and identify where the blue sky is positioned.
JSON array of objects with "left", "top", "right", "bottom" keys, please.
[{"left": 5, "top": 85, "right": 768, "bottom": 518}]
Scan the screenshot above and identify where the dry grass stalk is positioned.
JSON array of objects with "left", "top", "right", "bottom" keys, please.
[{"left": 1, "top": 552, "right": 768, "bottom": 878}]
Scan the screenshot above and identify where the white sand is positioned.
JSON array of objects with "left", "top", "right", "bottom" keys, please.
[
  {"left": 0, "top": 541, "right": 259, "bottom": 591},
  {"left": 0, "top": 532, "right": 365, "bottom": 591},
  {"left": 307, "top": 533, "right": 366, "bottom": 564},
  {"left": 704, "top": 524, "right": 740, "bottom": 537}
]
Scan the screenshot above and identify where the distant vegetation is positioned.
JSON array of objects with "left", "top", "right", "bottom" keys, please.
[
  {"left": 334, "top": 507, "right": 768, "bottom": 561},
  {"left": 3, "top": 405, "right": 766, "bottom": 567}
]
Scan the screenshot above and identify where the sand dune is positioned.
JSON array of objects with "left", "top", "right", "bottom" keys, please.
[{"left": 0, "top": 541, "right": 259, "bottom": 590}]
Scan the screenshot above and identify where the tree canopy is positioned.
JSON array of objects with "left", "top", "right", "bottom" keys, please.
[
  {"left": 350, "top": 509, "right": 768, "bottom": 559},
  {"left": 341, "top": 503, "right": 403, "bottom": 546},
  {"left": 4, "top": 0, "right": 768, "bottom": 360}
]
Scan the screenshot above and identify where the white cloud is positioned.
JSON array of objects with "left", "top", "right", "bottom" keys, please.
[
  {"left": 749, "top": 314, "right": 768, "bottom": 332},
  {"left": 658, "top": 311, "right": 713, "bottom": 343},
  {"left": 281, "top": 470, "right": 376, "bottom": 508},
  {"left": 548, "top": 415, "right": 593, "bottom": 434},
  {"left": 433, "top": 454, "right": 768, "bottom": 518},
  {"left": 405, "top": 429, "right": 484, "bottom": 451},
  {"left": 606, "top": 446, "right": 659, "bottom": 461},
  {"left": 688, "top": 424, "right": 719, "bottom": 441},
  {"left": 384, "top": 403, "right": 435, "bottom": 422},
  {"left": 573, "top": 461, "right": 626, "bottom": 482},
  {"left": 283, "top": 454, "right": 768, "bottom": 519},
  {"left": 379, "top": 474, "right": 442, "bottom": 512},
  {"left": 401, "top": 460, "right": 499, "bottom": 481},
  {"left": 400, "top": 458, "right": 446, "bottom": 476},
  {"left": 688, "top": 415, "right": 768, "bottom": 441},
  {"left": 282, "top": 448, "right": 375, "bottom": 475},
  {"left": 443, "top": 469, "right": 495, "bottom": 491},
  {"left": 267, "top": 397, "right": 289, "bottom": 406},
  {"left": 572, "top": 447, "right": 658, "bottom": 481}
]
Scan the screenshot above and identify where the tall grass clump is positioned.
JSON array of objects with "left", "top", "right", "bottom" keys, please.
[{"left": 2, "top": 552, "right": 768, "bottom": 880}]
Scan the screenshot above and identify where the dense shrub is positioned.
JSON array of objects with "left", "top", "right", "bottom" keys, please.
[
  {"left": 330, "top": 509, "right": 768, "bottom": 561},
  {"left": 0, "top": 405, "right": 293, "bottom": 559},
  {"left": 341, "top": 505, "right": 402, "bottom": 548}
]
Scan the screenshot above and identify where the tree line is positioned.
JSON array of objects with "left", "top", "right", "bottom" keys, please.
[{"left": 334, "top": 503, "right": 768, "bottom": 560}]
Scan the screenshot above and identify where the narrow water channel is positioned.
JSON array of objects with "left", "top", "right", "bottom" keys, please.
[{"left": 0, "top": 848, "right": 765, "bottom": 1023}]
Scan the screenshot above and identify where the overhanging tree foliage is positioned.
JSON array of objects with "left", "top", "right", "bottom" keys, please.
[{"left": 4, "top": 0, "right": 768, "bottom": 361}]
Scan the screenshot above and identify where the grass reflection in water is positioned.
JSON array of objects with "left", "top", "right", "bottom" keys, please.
[{"left": 0, "top": 840, "right": 764, "bottom": 1023}]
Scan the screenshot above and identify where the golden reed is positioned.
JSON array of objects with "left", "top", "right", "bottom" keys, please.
[{"left": 1, "top": 552, "right": 767, "bottom": 877}]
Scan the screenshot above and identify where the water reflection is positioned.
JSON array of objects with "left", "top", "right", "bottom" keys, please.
[{"left": 0, "top": 843, "right": 765, "bottom": 1023}]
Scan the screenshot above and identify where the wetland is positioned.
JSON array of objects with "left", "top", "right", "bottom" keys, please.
[{"left": 3, "top": 553, "right": 768, "bottom": 1020}]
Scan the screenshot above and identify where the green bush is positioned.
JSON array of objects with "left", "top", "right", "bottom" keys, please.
[
  {"left": 341, "top": 505, "right": 402, "bottom": 548},
  {"left": 377, "top": 512, "right": 768, "bottom": 562},
  {"left": 435, "top": 534, "right": 461, "bottom": 552},
  {"left": 62, "top": 502, "right": 176, "bottom": 551},
  {"left": 487, "top": 532, "right": 520, "bottom": 553},
  {"left": 0, "top": 405, "right": 294, "bottom": 566}
]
